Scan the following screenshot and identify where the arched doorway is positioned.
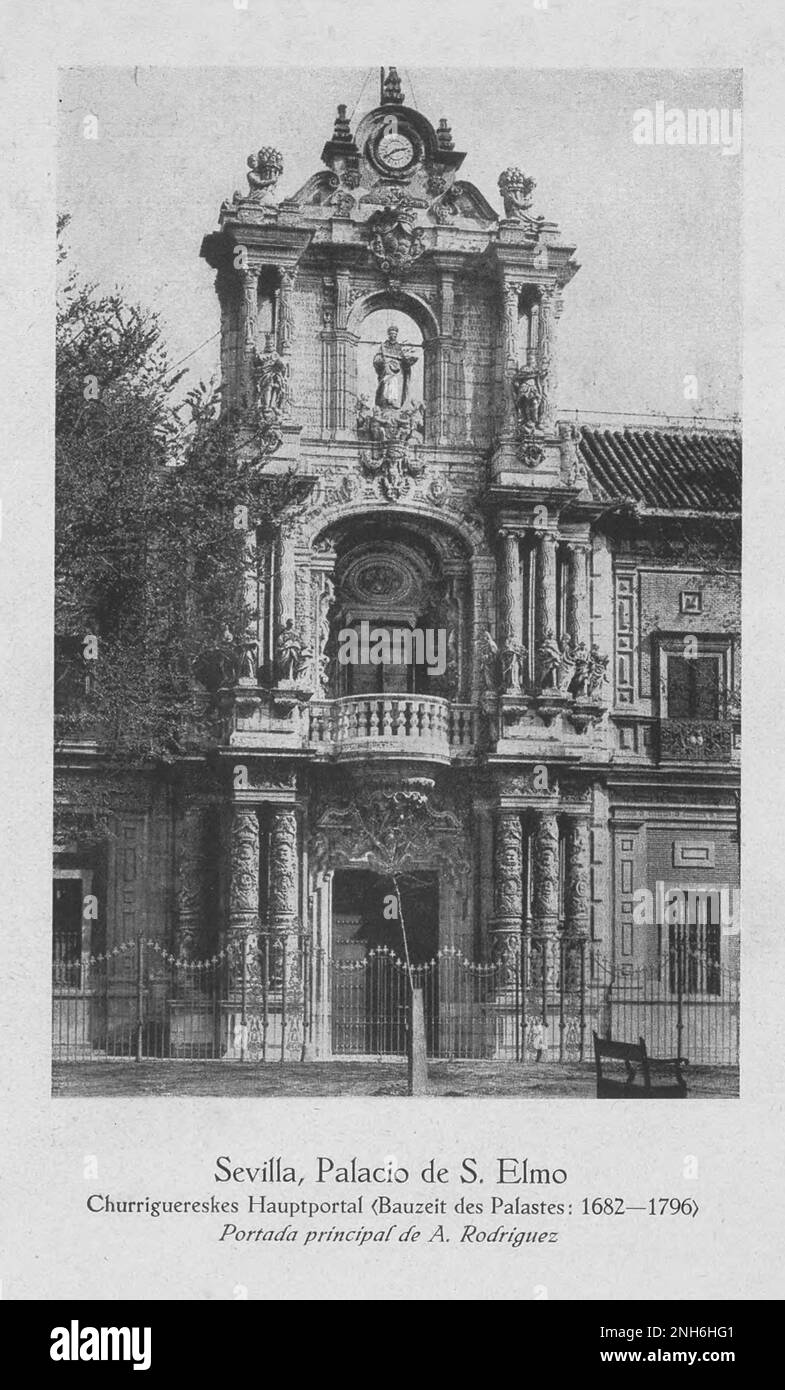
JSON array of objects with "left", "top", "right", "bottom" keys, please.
[{"left": 331, "top": 867, "right": 440, "bottom": 1055}]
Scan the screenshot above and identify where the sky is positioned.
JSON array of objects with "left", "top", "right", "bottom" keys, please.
[{"left": 57, "top": 66, "right": 742, "bottom": 420}]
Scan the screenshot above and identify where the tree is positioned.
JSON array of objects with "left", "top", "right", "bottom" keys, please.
[{"left": 55, "top": 215, "right": 292, "bottom": 765}]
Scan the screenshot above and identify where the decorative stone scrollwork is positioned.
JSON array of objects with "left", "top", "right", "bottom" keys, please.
[
  {"left": 356, "top": 396, "right": 425, "bottom": 502},
  {"left": 558, "top": 421, "right": 589, "bottom": 488},
  {"left": 365, "top": 209, "right": 427, "bottom": 277}
]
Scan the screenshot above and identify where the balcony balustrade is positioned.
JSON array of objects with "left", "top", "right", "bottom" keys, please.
[{"left": 308, "top": 695, "right": 477, "bottom": 761}]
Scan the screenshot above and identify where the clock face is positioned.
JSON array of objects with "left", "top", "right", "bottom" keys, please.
[{"left": 376, "top": 130, "right": 415, "bottom": 172}]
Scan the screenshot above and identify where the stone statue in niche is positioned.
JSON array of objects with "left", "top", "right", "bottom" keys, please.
[
  {"left": 275, "top": 619, "right": 312, "bottom": 684},
  {"left": 478, "top": 630, "right": 500, "bottom": 692},
  {"left": 539, "top": 629, "right": 565, "bottom": 690},
  {"left": 254, "top": 333, "right": 287, "bottom": 416},
  {"left": 373, "top": 325, "right": 419, "bottom": 412},
  {"left": 237, "top": 642, "right": 259, "bottom": 684},
  {"left": 513, "top": 361, "right": 547, "bottom": 432}
]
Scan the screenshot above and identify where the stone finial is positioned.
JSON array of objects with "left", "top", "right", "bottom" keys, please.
[
  {"left": 498, "top": 166, "right": 537, "bottom": 221},
  {"left": 437, "top": 118, "right": 455, "bottom": 151},
  {"left": 246, "top": 146, "right": 284, "bottom": 200},
  {"left": 332, "top": 104, "right": 352, "bottom": 144},
  {"left": 381, "top": 66, "right": 404, "bottom": 105}
]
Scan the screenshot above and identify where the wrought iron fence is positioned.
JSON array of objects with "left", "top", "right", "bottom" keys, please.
[{"left": 52, "top": 933, "right": 739, "bottom": 1066}]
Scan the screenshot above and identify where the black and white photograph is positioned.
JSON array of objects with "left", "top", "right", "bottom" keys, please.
[
  {"left": 53, "top": 63, "right": 741, "bottom": 1100},
  {"left": 2, "top": 0, "right": 784, "bottom": 1334}
]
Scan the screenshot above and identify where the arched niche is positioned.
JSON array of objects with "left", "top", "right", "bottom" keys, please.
[
  {"left": 357, "top": 308, "right": 424, "bottom": 412},
  {"left": 347, "top": 290, "right": 444, "bottom": 443},
  {"left": 346, "top": 288, "right": 440, "bottom": 343},
  {"left": 308, "top": 512, "right": 475, "bottom": 702}
]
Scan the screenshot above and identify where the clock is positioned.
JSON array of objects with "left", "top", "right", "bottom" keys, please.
[{"left": 375, "top": 130, "right": 416, "bottom": 173}]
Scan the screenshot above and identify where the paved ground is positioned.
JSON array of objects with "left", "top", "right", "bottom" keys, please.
[{"left": 52, "top": 1060, "right": 739, "bottom": 1099}]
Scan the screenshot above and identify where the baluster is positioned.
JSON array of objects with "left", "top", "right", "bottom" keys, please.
[
  {"left": 403, "top": 698, "right": 411, "bottom": 737},
  {"left": 382, "top": 699, "right": 392, "bottom": 736}
]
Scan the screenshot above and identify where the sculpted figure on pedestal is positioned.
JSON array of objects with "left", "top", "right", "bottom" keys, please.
[
  {"left": 513, "top": 361, "right": 547, "bottom": 433},
  {"left": 498, "top": 167, "right": 545, "bottom": 236},
  {"left": 538, "top": 629, "right": 563, "bottom": 690},
  {"left": 275, "top": 620, "right": 312, "bottom": 684},
  {"left": 373, "top": 326, "right": 419, "bottom": 412},
  {"left": 254, "top": 334, "right": 287, "bottom": 417},
  {"left": 246, "top": 147, "right": 284, "bottom": 203}
]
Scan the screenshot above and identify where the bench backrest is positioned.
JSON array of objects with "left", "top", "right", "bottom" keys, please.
[{"left": 593, "top": 1032, "right": 651, "bottom": 1093}]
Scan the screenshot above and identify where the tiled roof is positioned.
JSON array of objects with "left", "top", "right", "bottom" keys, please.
[{"left": 579, "top": 427, "right": 741, "bottom": 512}]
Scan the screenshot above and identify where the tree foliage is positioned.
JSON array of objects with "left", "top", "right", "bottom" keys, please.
[{"left": 55, "top": 214, "right": 281, "bottom": 762}]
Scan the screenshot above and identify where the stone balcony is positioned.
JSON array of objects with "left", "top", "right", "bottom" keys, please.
[{"left": 308, "top": 695, "right": 478, "bottom": 763}]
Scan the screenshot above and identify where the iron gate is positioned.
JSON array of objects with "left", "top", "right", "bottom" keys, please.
[{"left": 53, "top": 932, "right": 739, "bottom": 1066}]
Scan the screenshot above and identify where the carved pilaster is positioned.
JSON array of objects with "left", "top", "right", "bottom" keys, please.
[
  {"left": 500, "top": 280, "right": 521, "bottom": 434},
  {"left": 565, "top": 541, "right": 590, "bottom": 649},
  {"left": 535, "top": 531, "right": 558, "bottom": 685},
  {"left": 563, "top": 813, "right": 590, "bottom": 991},
  {"left": 312, "top": 570, "right": 335, "bottom": 696},
  {"left": 531, "top": 811, "right": 560, "bottom": 935},
  {"left": 537, "top": 286, "right": 557, "bottom": 429},
  {"left": 174, "top": 806, "right": 203, "bottom": 960},
  {"left": 227, "top": 808, "right": 260, "bottom": 993},
  {"left": 530, "top": 809, "right": 560, "bottom": 991},
  {"left": 275, "top": 525, "right": 297, "bottom": 633},
  {"left": 269, "top": 806, "right": 303, "bottom": 1057},
  {"left": 489, "top": 810, "right": 523, "bottom": 957},
  {"left": 276, "top": 266, "right": 296, "bottom": 410},
  {"left": 239, "top": 267, "right": 259, "bottom": 348},
  {"left": 564, "top": 815, "right": 591, "bottom": 939},
  {"left": 498, "top": 530, "right": 524, "bottom": 691}
]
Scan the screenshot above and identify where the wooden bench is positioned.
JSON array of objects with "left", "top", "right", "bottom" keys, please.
[{"left": 593, "top": 1033, "right": 688, "bottom": 1098}]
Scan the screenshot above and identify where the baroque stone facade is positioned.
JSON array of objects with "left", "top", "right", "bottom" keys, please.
[{"left": 53, "top": 68, "right": 740, "bottom": 1065}]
